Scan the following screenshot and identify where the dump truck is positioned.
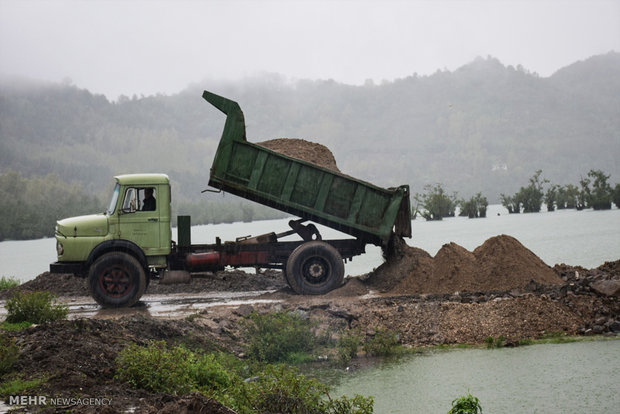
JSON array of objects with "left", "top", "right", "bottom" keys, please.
[{"left": 49, "top": 90, "right": 411, "bottom": 307}]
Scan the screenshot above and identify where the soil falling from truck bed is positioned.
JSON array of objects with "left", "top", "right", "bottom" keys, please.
[
  {"left": 369, "top": 234, "right": 563, "bottom": 294},
  {"left": 257, "top": 138, "right": 341, "bottom": 173}
]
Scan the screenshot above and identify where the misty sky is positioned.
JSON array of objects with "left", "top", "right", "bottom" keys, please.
[{"left": 1, "top": 0, "right": 618, "bottom": 100}]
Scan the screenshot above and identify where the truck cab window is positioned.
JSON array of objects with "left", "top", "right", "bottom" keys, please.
[
  {"left": 122, "top": 188, "right": 138, "bottom": 212},
  {"left": 121, "top": 187, "right": 156, "bottom": 213}
]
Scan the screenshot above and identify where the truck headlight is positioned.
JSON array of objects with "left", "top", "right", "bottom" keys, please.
[{"left": 56, "top": 241, "right": 64, "bottom": 256}]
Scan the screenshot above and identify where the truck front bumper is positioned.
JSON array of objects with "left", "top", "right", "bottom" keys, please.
[{"left": 50, "top": 262, "right": 85, "bottom": 276}]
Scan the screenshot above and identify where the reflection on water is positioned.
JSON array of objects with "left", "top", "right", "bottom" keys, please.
[{"left": 320, "top": 340, "right": 620, "bottom": 413}]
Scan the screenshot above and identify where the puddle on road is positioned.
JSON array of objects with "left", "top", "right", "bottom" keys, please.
[{"left": 0, "top": 291, "right": 281, "bottom": 321}]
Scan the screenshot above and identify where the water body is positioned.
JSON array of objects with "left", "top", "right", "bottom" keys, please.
[
  {"left": 321, "top": 340, "right": 620, "bottom": 413},
  {"left": 1, "top": 205, "right": 619, "bottom": 282}
]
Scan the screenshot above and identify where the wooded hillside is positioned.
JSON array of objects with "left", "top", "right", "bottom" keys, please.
[{"left": 1, "top": 52, "right": 618, "bottom": 238}]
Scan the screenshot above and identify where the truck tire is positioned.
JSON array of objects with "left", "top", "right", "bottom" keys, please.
[
  {"left": 88, "top": 252, "right": 147, "bottom": 308},
  {"left": 286, "top": 241, "right": 344, "bottom": 295}
]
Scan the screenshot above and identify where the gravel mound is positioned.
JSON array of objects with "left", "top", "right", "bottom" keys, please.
[{"left": 367, "top": 234, "right": 563, "bottom": 294}]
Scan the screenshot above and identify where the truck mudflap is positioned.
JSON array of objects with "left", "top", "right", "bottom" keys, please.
[{"left": 49, "top": 261, "right": 85, "bottom": 275}]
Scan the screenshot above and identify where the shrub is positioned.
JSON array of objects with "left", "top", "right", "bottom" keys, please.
[
  {"left": 0, "top": 334, "right": 19, "bottom": 374},
  {"left": 0, "top": 276, "right": 20, "bottom": 291},
  {"left": 115, "top": 341, "right": 374, "bottom": 414},
  {"left": 115, "top": 341, "right": 196, "bottom": 394},
  {"left": 485, "top": 335, "right": 505, "bottom": 348},
  {"left": 448, "top": 392, "right": 483, "bottom": 414},
  {"left": 191, "top": 353, "right": 233, "bottom": 392},
  {"left": 337, "top": 329, "right": 362, "bottom": 365},
  {"left": 240, "top": 364, "right": 374, "bottom": 414},
  {"left": 5, "top": 291, "right": 68, "bottom": 324},
  {"left": 242, "top": 311, "right": 316, "bottom": 363},
  {"left": 363, "top": 328, "right": 400, "bottom": 356}
]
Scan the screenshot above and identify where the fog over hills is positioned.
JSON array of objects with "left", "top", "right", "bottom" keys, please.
[{"left": 1, "top": 53, "right": 619, "bottom": 207}]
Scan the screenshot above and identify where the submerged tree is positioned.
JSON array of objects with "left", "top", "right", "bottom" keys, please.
[
  {"left": 501, "top": 170, "right": 547, "bottom": 214},
  {"left": 556, "top": 184, "right": 580, "bottom": 209},
  {"left": 414, "top": 183, "right": 457, "bottom": 221},
  {"left": 544, "top": 184, "right": 559, "bottom": 212},
  {"left": 613, "top": 184, "right": 620, "bottom": 209},
  {"left": 581, "top": 169, "right": 613, "bottom": 210},
  {"left": 459, "top": 193, "right": 488, "bottom": 218},
  {"left": 500, "top": 193, "right": 520, "bottom": 214}
]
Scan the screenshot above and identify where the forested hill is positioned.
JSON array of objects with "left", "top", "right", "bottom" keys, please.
[{"left": 1, "top": 52, "right": 619, "bottom": 207}]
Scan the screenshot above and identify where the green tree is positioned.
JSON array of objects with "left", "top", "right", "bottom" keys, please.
[
  {"left": 583, "top": 169, "right": 613, "bottom": 210},
  {"left": 517, "top": 170, "right": 548, "bottom": 213},
  {"left": 544, "top": 184, "right": 559, "bottom": 212},
  {"left": 613, "top": 183, "right": 620, "bottom": 208},
  {"left": 500, "top": 193, "right": 519, "bottom": 214},
  {"left": 415, "top": 184, "right": 457, "bottom": 221},
  {"left": 556, "top": 184, "right": 579, "bottom": 209},
  {"left": 459, "top": 193, "right": 488, "bottom": 218}
]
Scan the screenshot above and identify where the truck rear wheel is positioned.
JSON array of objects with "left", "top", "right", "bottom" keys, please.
[
  {"left": 88, "top": 252, "right": 147, "bottom": 308},
  {"left": 286, "top": 241, "right": 344, "bottom": 295}
]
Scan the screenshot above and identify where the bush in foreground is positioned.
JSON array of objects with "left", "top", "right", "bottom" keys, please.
[
  {"left": 5, "top": 291, "right": 68, "bottom": 324},
  {"left": 115, "top": 340, "right": 373, "bottom": 413},
  {"left": 0, "top": 335, "right": 19, "bottom": 375}
]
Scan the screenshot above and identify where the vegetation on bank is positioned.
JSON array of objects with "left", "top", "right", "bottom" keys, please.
[{"left": 115, "top": 340, "right": 374, "bottom": 414}]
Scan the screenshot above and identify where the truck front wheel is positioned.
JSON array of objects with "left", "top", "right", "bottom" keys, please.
[
  {"left": 88, "top": 252, "right": 147, "bottom": 307},
  {"left": 286, "top": 241, "right": 344, "bottom": 295}
]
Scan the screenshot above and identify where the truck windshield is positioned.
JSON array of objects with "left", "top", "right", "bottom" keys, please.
[{"left": 106, "top": 183, "right": 121, "bottom": 215}]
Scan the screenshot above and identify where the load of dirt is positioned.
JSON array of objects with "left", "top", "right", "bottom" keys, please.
[
  {"left": 367, "top": 234, "right": 563, "bottom": 295},
  {"left": 257, "top": 138, "right": 341, "bottom": 173}
]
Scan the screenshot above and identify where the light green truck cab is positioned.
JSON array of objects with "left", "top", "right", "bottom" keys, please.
[{"left": 51, "top": 173, "right": 171, "bottom": 306}]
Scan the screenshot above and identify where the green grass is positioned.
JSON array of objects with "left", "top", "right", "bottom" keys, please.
[
  {"left": 0, "top": 376, "right": 47, "bottom": 398},
  {"left": 0, "top": 321, "right": 33, "bottom": 332},
  {"left": 0, "top": 276, "right": 20, "bottom": 291}
]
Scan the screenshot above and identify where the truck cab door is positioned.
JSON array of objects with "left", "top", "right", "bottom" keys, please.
[{"left": 117, "top": 186, "right": 162, "bottom": 255}]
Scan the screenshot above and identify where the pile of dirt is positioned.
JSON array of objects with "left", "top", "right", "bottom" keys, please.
[
  {"left": 257, "top": 138, "right": 341, "bottom": 172},
  {"left": 366, "top": 234, "right": 563, "bottom": 295},
  {"left": 7, "top": 315, "right": 235, "bottom": 413}
]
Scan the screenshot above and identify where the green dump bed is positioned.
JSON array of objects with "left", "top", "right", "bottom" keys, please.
[{"left": 203, "top": 90, "right": 411, "bottom": 246}]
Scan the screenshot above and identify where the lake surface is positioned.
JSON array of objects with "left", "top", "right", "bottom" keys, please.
[
  {"left": 319, "top": 340, "right": 620, "bottom": 413},
  {"left": 1, "top": 205, "right": 618, "bottom": 282}
]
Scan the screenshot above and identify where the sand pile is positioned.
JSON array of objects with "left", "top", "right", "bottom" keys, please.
[
  {"left": 257, "top": 138, "right": 341, "bottom": 173},
  {"left": 367, "top": 234, "right": 563, "bottom": 294}
]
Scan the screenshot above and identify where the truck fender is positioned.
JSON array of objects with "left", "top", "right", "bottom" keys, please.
[{"left": 86, "top": 240, "right": 148, "bottom": 272}]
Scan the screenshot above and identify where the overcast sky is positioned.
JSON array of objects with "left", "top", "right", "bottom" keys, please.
[{"left": 1, "top": 0, "right": 618, "bottom": 100}]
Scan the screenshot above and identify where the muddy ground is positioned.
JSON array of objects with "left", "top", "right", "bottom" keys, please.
[{"left": 1, "top": 235, "right": 619, "bottom": 413}]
